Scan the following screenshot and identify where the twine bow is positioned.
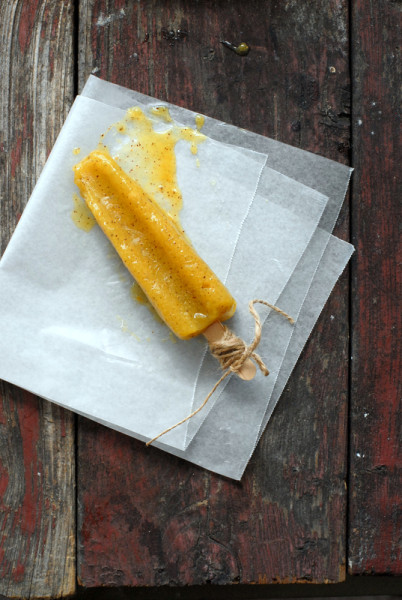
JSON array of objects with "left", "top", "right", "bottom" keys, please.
[{"left": 146, "top": 299, "right": 294, "bottom": 446}]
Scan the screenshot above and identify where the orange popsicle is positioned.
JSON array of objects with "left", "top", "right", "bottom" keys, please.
[{"left": 74, "top": 150, "right": 237, "bottom": 340}]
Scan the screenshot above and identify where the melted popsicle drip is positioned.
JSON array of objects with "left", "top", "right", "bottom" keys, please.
[
  {"left": 71, "top": 193, "right": 96, "bottom": 231},
  {"left": 107, "top": 106, "right": 206, "bottom": 234}
]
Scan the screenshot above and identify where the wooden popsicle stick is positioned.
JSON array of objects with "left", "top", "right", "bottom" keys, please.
[{"left": 203, "top": 321, "right": 257, "bottom": 381}]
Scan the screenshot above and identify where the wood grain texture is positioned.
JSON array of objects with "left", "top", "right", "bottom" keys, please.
[
  {"left": 0, "top": 1, "right": 76, "bottom": 597},
  {"left": 349, "top": 0, "right": 402, "bottom": 575},
  {"left": 77, "top": 0, "right": 351, "bottom": 587}
]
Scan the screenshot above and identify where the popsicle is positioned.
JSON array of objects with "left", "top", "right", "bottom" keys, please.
[{"left": 74, "top": 150, "right": 256, "bottom": 377}]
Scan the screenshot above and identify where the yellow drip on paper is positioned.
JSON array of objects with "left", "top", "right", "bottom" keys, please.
[
  {"left": 195, "top": 114, "right": 205, "bottom": 131},
  {"left": 150, "top": 106, "right": 173, "bottom": 123},
  {"left": 71, "top": 193, "right": 96, "bottom": 231},
  {"left": 110, "top": 106, "right": 206, "bottom": 233}
]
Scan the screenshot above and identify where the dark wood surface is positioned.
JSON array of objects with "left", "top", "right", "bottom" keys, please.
[
  {"left": 0, "top": 1, "right": 400, "bottom": 598},
  {"left": 349, "top": 0, "right": 401, "bottom": 576},
  {"left": 0, "top": 2, "right": 76, "bottom": 598}
]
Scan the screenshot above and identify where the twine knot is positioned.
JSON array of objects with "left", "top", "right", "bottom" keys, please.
[
  {"left": 146, "top": 299, "right": 294, "bottom": 446},
  {"left": 208, "top": 323, "right": 269, "bottom": 376}
]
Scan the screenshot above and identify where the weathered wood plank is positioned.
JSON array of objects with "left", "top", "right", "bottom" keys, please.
[
  {"left": 349, "top": 0, "right": 402, "bottom": 575},
  {"left": 77, "top": 0, "right": 350, "bottom": 586},
  {"left": 0, "top": 1, "right": 76, "bottom": 597}
]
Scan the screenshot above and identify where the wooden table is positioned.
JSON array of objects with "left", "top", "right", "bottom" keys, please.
[{"left": 0, "top": 1, "right": 400, "bottom": 598}]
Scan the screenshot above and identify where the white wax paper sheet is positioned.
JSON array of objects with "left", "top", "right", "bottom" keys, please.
[
  {"left": 81, "top": 79, "right": 354, "bottom": 473},
  {"left": 0, "top": 76, "right": 354, "bottom": 478},
  {"left": 185, "top": 184, "right": 325, "bottom": 444},
  {"left": 166, "top": 235, "right": 354, "bottom": 479},
  {"left": 0, "top": 87, "right": 324, "bottom": 454}
]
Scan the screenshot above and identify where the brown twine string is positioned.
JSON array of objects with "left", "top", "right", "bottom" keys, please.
[{"left": 146, "top": 299, "right": 294, "bottom": 446}]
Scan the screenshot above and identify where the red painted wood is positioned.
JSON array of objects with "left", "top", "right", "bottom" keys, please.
[
  {"left": 77, "top": 0, "right": 351, "bottom": 587},
  {"left": 349, "top": 0, "right": 402, "bottom": 575},
  {"left": 0, "top": 1, "right": 76, "bottom": 597}
]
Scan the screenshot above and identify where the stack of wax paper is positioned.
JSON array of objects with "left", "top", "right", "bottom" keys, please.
[{"left": 0, "top": 77, "right": 354, "bottom": 479}]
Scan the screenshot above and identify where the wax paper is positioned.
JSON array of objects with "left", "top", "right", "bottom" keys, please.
[
  {"left": 79, "top": 79, "right": 346, "bottom": 445},
  {"left": 0, "top": 87, "right": 324, "bottom": 454},
  {"left": 81, "top": 76, "right": 351, "bottom": 235},
  {"left": 79, "top": 78, "right": 354, "bottom": 477}
]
